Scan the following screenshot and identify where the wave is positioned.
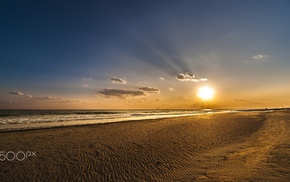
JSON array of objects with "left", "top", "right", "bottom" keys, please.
[{"left": 0, "top": 109, "right": 228, "bottom": 131}]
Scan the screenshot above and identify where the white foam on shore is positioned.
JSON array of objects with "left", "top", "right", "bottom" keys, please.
[{"left": 0, "top": 110, "right": 234, "bottom": 132}]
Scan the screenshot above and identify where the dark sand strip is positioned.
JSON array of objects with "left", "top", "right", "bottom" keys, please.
[{"left": 1, "top": 111, "right": 290, "bottom": 181}]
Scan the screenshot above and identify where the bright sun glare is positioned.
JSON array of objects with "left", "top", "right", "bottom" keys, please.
[{"left": 197, "top": 86, "right": 214, "bottom": 100}]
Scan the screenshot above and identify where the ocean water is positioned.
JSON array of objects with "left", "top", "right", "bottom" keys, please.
[{"left": 0, "top": 109, "right": 224, "bottom": 131}]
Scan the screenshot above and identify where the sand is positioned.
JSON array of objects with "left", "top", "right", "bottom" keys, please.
[{"left": 1, "top": 111, "right": 290, "bottom": 181}]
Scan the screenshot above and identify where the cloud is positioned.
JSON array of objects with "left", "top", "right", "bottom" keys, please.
[
  {"left": 9, "top": 91, "right": 24, "bottom": 95},
  {"left": 176, "top": 73, "right": 207, "bottom": 82},
  {"left": 138, "top": 87, "right": 160, "bottom": 93},
  {"left": 46, "top": 97, "right": 62, "bottom": 101},
  {"left": 35, "top": 96, "right": 76, "bottom": 104},
  {"left": 27, "top": 95, "right": 32, "bottom": 98},
  {"left": 83, "top": 77, "right": 93, "bottom": 80},
  {"left": 199, "top": 78, "right": 208, "bottom": 81},
  {"left": 44, "top": 97, "right": 53, "bottom": 100},
  {"left": 99, "top": 89, "right": 145, "bottom": 98},
  {"left": 34, "top": 96, "right": 62, "bottom": 101},
  {"left": 82, "top": 84, "right": 89, "bottom": 88},
  {"left": 159, "top": 77, "right": 165, "bottom": 80},
  {"left": 111, "top": 77, "right": 127, "bottom": 84},
  {"left": 169, "top": 87, "right": 175, "bottom": 91},
  {"left": 54, "top": 99, "right": 73, "bottom": 104},
  {"left": 0, "top": 99, "right": 33, "bottom": 104},
  {"left": 252, "top": 54, "right": 267, "bottom": 60},
  {"left": 176, "top": 72, "right": 195, "bottom": 81}
]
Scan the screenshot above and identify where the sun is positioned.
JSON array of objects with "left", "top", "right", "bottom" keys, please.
[{"left": 197, "top": 86, "right": 214, "bottom": 100}]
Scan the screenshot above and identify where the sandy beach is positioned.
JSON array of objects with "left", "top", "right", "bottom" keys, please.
[{"left": 1, "top": 111, "right": 290, "bottom": 181}]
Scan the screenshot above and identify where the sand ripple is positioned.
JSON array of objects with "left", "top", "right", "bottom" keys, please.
[{"left": 1, "top": 111, "right": 290, "bottom": 181}]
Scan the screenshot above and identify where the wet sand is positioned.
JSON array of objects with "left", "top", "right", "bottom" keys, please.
[{"left": 1, "top": 111, "right": 290, "bottom": 181}]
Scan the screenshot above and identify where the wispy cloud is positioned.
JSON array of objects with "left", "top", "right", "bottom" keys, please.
[
  {"left": 44, "top": 96, "right": 54, "bottom": 100},
  {"left": 111, "top": 77, "right": 127, "bottom": 84},
  {"left": 0, "top": 99, "right": 33, "bottom": 104},
  {"left": 1, "top": 93, "right": 76, "bottom": 106},
  {"left": 169, "top": 88, "right": 175, "bottom": 91},
  {"left": 34, "top": 96, "right": 62, "bottom": 101},
  {"left": 42, "top": 96, "right": 61, "bottom": 101},
  {"left": 82, "top": 77, "right": 93, "bottom": 80},
  {"left": 252, "top": 54, "right": 267, "bottom": 60},
  {"left": 99, "top": 89, "right": 145, "bottom": 99},
  {"left": 35, "top": 96, "right": 76, "bottom": 104},
  {"left": 9, "top": 91, "right": 24, "bottom": 95},
  {"left": 199, "top": 78, "right": 208, "bottom": 81},
  {"left": 138, "top": 87, "right": 160, "bottom": 93},
  {"left": 82, "top": 77, "right": 92, "bottom": 88},
  {"left": 159, "top": 77, "right": 165, "bottom": 80},
  {"left": 176, "top": 72, "right": 207, "bottom": 82}
]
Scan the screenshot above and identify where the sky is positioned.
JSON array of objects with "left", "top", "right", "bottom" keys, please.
[{"left": 1, "top": 0, "right": 290, "bottom": 109}]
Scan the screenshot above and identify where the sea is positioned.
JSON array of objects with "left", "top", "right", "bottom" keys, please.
[{"left": 0, "top": 109, "right": 228, "bottom": 131}]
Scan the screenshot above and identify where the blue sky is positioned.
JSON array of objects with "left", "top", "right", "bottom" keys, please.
[{"left": 1, "top": 0, "right": 290, "bottom": 109}]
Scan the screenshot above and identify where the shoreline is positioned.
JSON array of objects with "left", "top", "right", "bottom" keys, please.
[
  {"left": 1, "top": 111, "right": 290, "bottom": 181},
  {"left": 1, "top": 109, "right": 285, "bottom": 133},
  {"left": 0, "top": 110, "right": 236, "bottom": 132}
]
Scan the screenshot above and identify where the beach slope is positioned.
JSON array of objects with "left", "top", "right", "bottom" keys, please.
[{"left": 1, "top": 111, "right": 290, "bottom": 181}]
